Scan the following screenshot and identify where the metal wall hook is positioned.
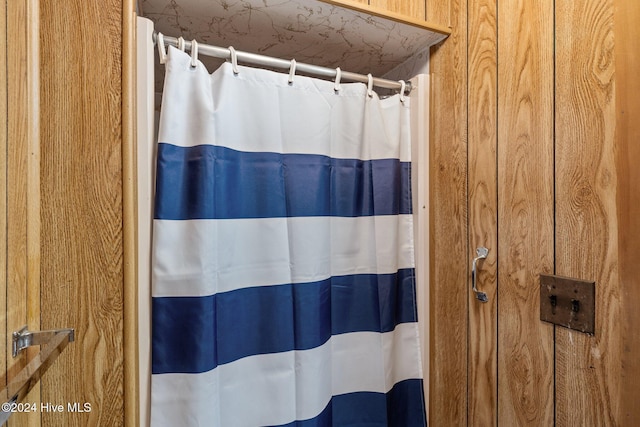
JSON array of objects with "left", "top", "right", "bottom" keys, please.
[{"left": 471, "top": 247, "right": 489, "bottom": 303}]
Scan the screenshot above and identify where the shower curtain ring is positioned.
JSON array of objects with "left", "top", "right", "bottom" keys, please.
[
  {"left": 228, "top": 46, "right": 239, "bottom": 74},
  {"left": 288, "top": 59, "right": 297, "bottom": 84},
  {"left": 177, "top": 36, "right": 186, "bottom": 51},
  {"left": 157, "top": 33, "right": 167, "bottom": 64},
  {"left": 399, "top": 80, "right": 406, "bottom": 103},
  {"left": 334, "top": 67, "right": 342, "bottom": 92},
  {"left": 367, "top": 73, "right": 374, "bottom": 98},
  {"left": 190, "top": 39, "right": 198, "bottom": 68}
]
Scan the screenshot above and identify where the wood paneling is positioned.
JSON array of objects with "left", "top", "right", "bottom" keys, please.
[
  {"left": 319, "top": 0, "right": 450, "bottom": 33},
  {"left": 0, "top": 0, "right": 7, "bottom": 395},
  {"left": 555, "top": 0, "right": 619, "bottom": 424},
  {"left": 615, "top": 1, "right": 640, "bottom": 423},
  {"left": 5, "top": 1, "right": 41, "bottom": 425},
  {"left": 497, "top": 0, "right": 555, "bottom": 424},
  {"left": 431, "top": 0, "right": 639, "bottom": 424},
  {"left": 467, "top": 0, "right": 497, "bottom": 423},
  {"left": 369, "top": 0, "right": 425, "bottom": 21},
  {"left": 39, "top": 1, "right": 125, "bottom": 425},
  {"left": 6, "top": 0, "right": 29, "bottom": 385},
  {"left": 122, "top": 2, "right": 138, "bottom": 426},
  {"left": 428, "top": 0, "right": 468, "bottom": 424},
  {"left": 323, "top": 0, "right": 428, "bottom": 22}
]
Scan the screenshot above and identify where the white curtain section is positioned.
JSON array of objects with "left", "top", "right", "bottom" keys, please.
[
  {"left": 151, "top": 46, "right": 426, "bottom": 426},
  {"left": 136, "top": 17, "right": 155, "bottom": 427}
]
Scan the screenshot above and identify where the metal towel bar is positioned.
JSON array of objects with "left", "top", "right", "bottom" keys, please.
[{"left": 0, "top": 327, "right": 74, "bottom": 424}]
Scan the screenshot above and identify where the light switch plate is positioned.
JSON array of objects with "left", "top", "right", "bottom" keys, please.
[{"left": 540, "top": 274, "right": 595, "bottom": 335}]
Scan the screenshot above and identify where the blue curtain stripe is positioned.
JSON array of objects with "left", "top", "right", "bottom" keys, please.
[
  {"left": 152, "top": 269, "right": 417, "bottom": 374},
  {"left": 154, "top": 143, "right": 412, "bottom": 220},
  {"left": 272, "top": 379, "right": 427, "bottom": 427}
]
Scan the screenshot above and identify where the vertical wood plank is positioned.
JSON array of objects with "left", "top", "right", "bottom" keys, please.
[
  {"left": 39, "top": 1, "right": 124, "bottom": 425},
  {"left": 0, "top": 0, "right": 7, "bottom": 392},
  {"left": 428, "top": 0, "right": 468, "bottom": 423},
  {"left": 467, "top": 0, "right": 497, "bottom": 423},
  {"left": 369, "top": 0, "right": 425, "bottom": 21},
  {"left": 25, "top": 0, "right": 41, "bottom": 396},
  {"left": 425, "top": 0, "right": 452, "bottom": 28},
  {"left": 5, "top": 1, "right": 41, "bottom": 425},
  {"left": 614, "top": 0, "right": 640, "bottom": 422},
  {"left": 24, "top": 1, "right": 41, "bottom": 425},
  {"left": 6, "top": 0, "right": 29, "bottom": 385},
  {"left": 555, "top": 0, "right": 620, "bottom": 424},
  {"left": 497, "top": 0, "right": 555, "bottom": 424},
  {"left": 122, "top": 2, "right": 138, "bottom": 426}
]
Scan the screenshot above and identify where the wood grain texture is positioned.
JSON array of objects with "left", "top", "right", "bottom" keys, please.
[
  {"left": 467, "top": 0, "right": 497, "bottom": 423},
  {"left": 0, "top": 0, "right": 7, "bottom": 393},
  {"left": 318, "top": 0, "right": 450, "bottom": 34},
  {"left": 431, "top": 0, "right": 638, "bottom": 424},
  {"left": 555, "top": 1, "right": 619, "bottom": 425},
  {"left": 428, "top": 0, "right": 468, "bottom": 424},
  {"left": 122, "top": 2, "right": 138, "bottom": 426},
  {"left": 426, "top": 0, "right": 452, "bottom": 29},
  {"left": 25, "top": 2, "right": 41, "bottom": 425},
  {"left": 615, "top": 0, "right": 640, "bottom": 422},
  {"left": 497, "top": 0, "right": 555, "bottom": 424},
  {"left": 39, "top": 1, "right": 124, "bottom": 425},
  {"left": 6, "top": 1, "right": 41, "bottom": 425},
  {"left": 369, "top": 0, "right": 425, "bottom": 21},
  {"left": 25, "top": 0, "right": 41, "bottom": 388},
  {"left": 6, "top": 0, "right": 29, "bottom": 379}
]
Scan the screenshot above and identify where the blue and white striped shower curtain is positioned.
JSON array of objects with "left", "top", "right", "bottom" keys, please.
[{"left": 151, "top": 46, "right": 426, "bottom": 427}]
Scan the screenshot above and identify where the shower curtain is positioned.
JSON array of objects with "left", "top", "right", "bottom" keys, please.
[{"left": 151, "top": 46, "right": 426, "bottom": 427}]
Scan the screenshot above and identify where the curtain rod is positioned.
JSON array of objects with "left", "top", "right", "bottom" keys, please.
[{"left": 155, "top": 33, "right": 412, "bottom": 94}]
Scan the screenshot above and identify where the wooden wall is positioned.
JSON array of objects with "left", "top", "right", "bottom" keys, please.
[
  {"left": 429, "top": 0, "right": 640, "bottom": 424},
  {"left": 369, "top": 0, "right": 425, "bottom": 20},
  {"left": 2, "top": 1, "right": 135, "bottom": 426},
  {"left": 555, "top": 1, "right": 619, "bottom": 424},
  {"left": 3, "top": 1, "right": 44, "bottom": 425},
  {"left": 36, "top": 0, "right": 136, "bottom": 425},
  {"left": 466, "top": 0, "right": 497, "bottom": 423},
  {"left": 429, "top": 0, "right": 469, "bottom": 423},
  {"left": 0, "top": 0, "right": 6, "bottom": 399},
  {"left": 616, "top": 2, "right": 640, "bottom": 422},
  {"left": 497, "top": 0, "right": 556, "bottom": 424},
  {"left": 340, "top": 0, "right": 427, "bottom": 21}
]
